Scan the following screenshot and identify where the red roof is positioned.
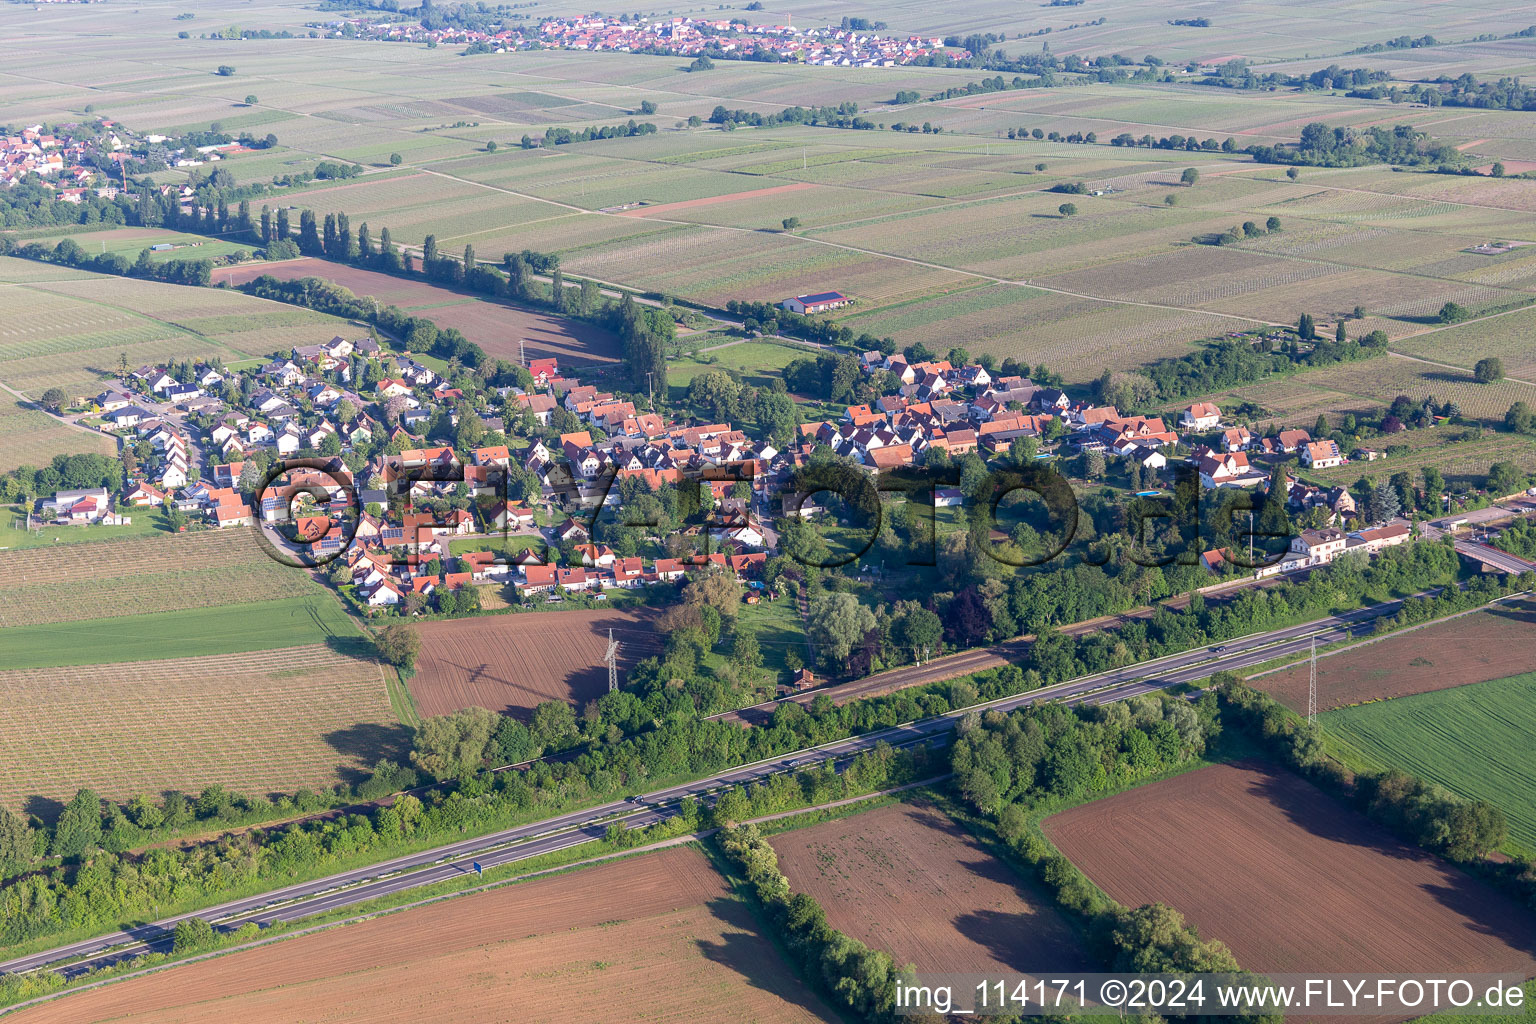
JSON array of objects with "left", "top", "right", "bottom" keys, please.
[{"left": 523, "top": 564, "right": 557, "bottom": 586}]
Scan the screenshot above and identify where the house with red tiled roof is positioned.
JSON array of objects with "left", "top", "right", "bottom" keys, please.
[
  {"left": 122, "top": 481, "right": 168, "bottom": 506},
  {"left": 472, "top": 445, "right": 511, "bottom": 466},
  {"left": 865, "top": 444, "right": 914, "bottom": 471},
  {"left": 528, "top": 357, "right": 558, "bottom": 383},
  {"left": 518, "top": 563, "right": 558, "bottom": 593},
  {"left": 1302, "top": 440, "right": 1343, "bottom": 469},
  {"left": 649, "top": 558, "right": 686, "bottom": 583},
  {"left": 1222, "top": 427, "right": 1253, "bottom": 452}
]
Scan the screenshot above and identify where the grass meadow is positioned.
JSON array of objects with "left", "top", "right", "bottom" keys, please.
[{"left": 0, "top": 593, "right": 360, "bottom": 669}]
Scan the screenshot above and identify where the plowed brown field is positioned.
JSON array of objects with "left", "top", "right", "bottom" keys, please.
[
  {"left": 211, "top": 258, "right": 621, "bottom": 365},
  {"left": 408, "top": 608, "right": 661, "bottom": 718},
  {"left": 10, "top": 847, "right": 834, "bottom": 1024},
  {"left": 1044, "top": 761, "right": 1536, "bottom": 991},
  {"left": 1252, "top": 598, "right": 1536, "bottom": 711},
  {"left": 771, "top": 802, "right": 1090, "bottom": 975}
]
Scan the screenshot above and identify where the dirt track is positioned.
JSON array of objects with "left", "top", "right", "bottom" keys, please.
[{"left": 616, "top": 182, "right": 817, "bottom": 216}]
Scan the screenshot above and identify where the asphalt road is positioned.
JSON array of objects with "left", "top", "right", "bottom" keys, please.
[
  {"left": 1450, "top": 538, "right": 1536, "bottom": 575},
  {"left": 0, "top": 596, "right": 1410, "bottom": 981}
]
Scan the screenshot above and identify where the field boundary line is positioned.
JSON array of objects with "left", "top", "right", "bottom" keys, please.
[{"left": 1385, "top": 348, "right": 1536, "bottom": 388}]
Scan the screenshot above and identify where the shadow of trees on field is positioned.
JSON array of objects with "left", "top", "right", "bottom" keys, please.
[
  {"left": 1483, "top": 598, "right": 1536, "bottom": 625},
  {"left": 898, "top": 801, "right": 1094, "bottom": 973},
  {"left": 23, "top": 795, "right": 65, "bottom": 827},
  {"left": 696, "top": 899, "right": 834, "bottom": 1017},
  {"left": 322, "top": 721, "right": 414, "bottom": 783},
  {"left": 1244, "top": 760, "right": 1419, "bottom": 858},
  {"left": 325, "top": 634, "right": 378, "bottom": 660},
  {"left": 1243, "top": 760, "right": 1536, "bottom": 962}
]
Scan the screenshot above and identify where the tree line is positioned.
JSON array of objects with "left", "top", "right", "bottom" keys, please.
[
  {"left": 707, "top": 101, "right": 876, "bottom": 131},
  {"left": 1098, "top": 327, "right": 1388, "bottom": 408},
  {"left": 3, "top": 236, "right": 212, "bottom": 287},
  {"left": 1248, "top": 122, "right": 1462, "bottom": 168},
  {"left": 716, "top": 823, "right": 902, "bottom": 1021},
  {"left": 540, "top": 119, "right": 657, "bottom": 145},
  {"left": 951, "top": 698, "right": 1281, "bottom": 1023}
]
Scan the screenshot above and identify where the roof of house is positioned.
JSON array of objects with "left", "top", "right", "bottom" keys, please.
[
  {"left": 794, "top": 291, "right": 848, "bottom": 304},
  {"left": 866, "top": 443, "right": 914, "bottom": 469}
]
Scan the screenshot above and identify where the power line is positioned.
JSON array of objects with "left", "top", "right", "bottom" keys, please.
[
  {"left": 605, "top": 627, "right": 621, "bottom": 692},
  {"left": 1307, "top": 635, "right": 1317, "bottom": 725}
]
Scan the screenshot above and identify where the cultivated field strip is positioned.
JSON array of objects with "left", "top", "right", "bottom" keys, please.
[
  {"left": 1254, "top": 600, "right": 1536, "bottom": 711},
  {"left": 0, "top": 530, "right": 322, "bottom": 626},
  {"left": 0, "top": 529, "right": 274, "bottom": 588},
  {"left": 0, "top": 644, "right": 398, "bottom": 807},
  {"left": 0, "top": 563, "right": 318, "bottom": 628},
  {"left": 0, "top": 393, "right": 113, "bottom": 474}
]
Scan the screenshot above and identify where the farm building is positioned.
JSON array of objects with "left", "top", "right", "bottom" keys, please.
[{"left": 781, "top": 291, "right": 850, "bottom": 314}]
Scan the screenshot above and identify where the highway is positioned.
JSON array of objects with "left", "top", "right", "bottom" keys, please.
[{"left": 0, "top": 596, "right": 1413, "bottom": 981}]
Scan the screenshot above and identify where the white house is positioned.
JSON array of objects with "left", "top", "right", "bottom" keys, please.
[
  {"left": 1302, "top": 440, "right": 1344, "bottom": 469},
  {"left": 276, "top": 423, "right": 303, "bottom": 456},
  {"left": 1290, "top": 527, "right": 1348, "bottom": 565},
  {"left": 1180, "top": 402, "right": 1222, "bottom": 431},
  {"left": 1196, "top": 451, "right": 1266, "bottom": 489}
]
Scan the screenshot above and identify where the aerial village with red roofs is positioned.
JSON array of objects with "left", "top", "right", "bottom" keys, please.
[
  {"left": 28, "top": 307, "right": 1440, "bottom": 626},
  {"left": 10, "top": 1, "right": 1536, "bottom": 1010}
]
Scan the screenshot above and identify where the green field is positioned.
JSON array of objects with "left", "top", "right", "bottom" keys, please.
[
  {"left": 1321, "top": 672, "right": 1536, "bottom": 852},
  {"left": 0, "top": 504, "right": 168, "bottom": 548},
  {"left": 0, "top": 394, "right": 115, "bottom": 475},
  {"left": 0, "top": 593, "right": 360, "bottom": 669},
  {"left": 702, "top": 593, "right": 809, "bottom": 694},
  {"left": 36, "top": 228, "right": 259, "bottom": 263},
  {"left": 667, "top": 340, "right": 819, "bottom": 393},
  {"left": 447, "top": 535, "right": 546, "bottom": 558},
  {"left": 0, "top": 257, "right": 357, "bottom": 398}
]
